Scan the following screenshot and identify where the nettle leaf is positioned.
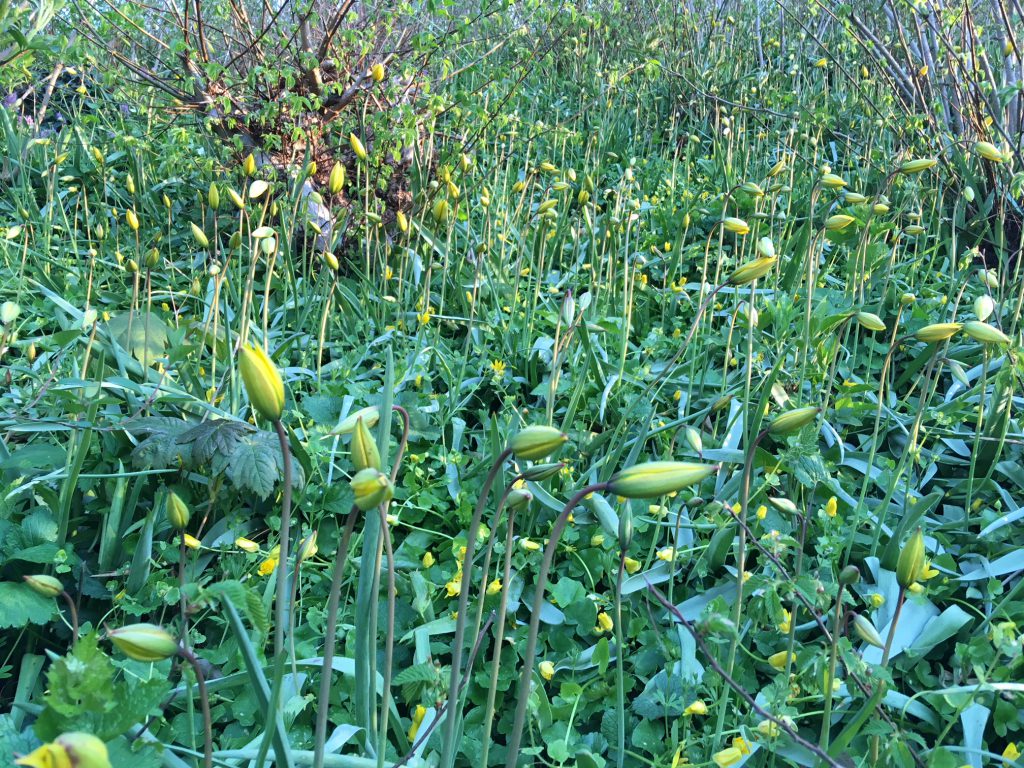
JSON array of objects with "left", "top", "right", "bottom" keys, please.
[
  {"left": 127, "top": 417, "right": 195, "bottom": 468},
  {"left": 181, "top": 419, "right": 255, "bottom": 465},
  {"left": 392, "top": 661, "right": 438, "bottom": 687},
  {"left": 227, "top": 433, "right": 281, "bottom": 499},
  {"left": 35, "top": 634, "right": 171, "bottom": 741},
  {"left": 0, "top": 582, "right": 57, "bottom": 628}
]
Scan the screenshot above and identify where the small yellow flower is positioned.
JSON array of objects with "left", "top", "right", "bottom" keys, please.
[
  {"left": 591, "top": 533, "right": 605, "bottom": 547},
  {"left": 596, "top": 611, "right": 614, "bottom": 633},
  {"left": 683, "top": 699, "right": 707, "bottom": 716},
  {"left": 756, "top": 719, "right": 780, "bottom": 738},
  {"left": 624, "top": 556, "right": 641, "bottom": 574},
  {"left": 756, "top": 505, "right": 768, "bottom": 520},
  {"left": 1002, "top": 742, "right": 1020, "bottom": 766},
  {"left": 408, "top": 704, "right": 426, "bottom": 741},
  {"left": 182, "top": 534, "right": 201, "bottom": 550},
  {"left": 445, "top": 579, "right": 461, "bottom": 598},
  {"left": 778, "top": 609, "right": 791, "bottom": 634},
  {"left": 656, "top": 547, "right": 675, "bottom": 562},
  {"left": 869, "top": 593, "right": 885, "bottom": 608},
  {"left": 732, "top": 737, "right": 751, "bottom": 755},
  {"left": 908, "top": 582, "right": 925, "bottom": 594},
  {"left": 712, "top": 747, "right": 743, "bottom": 768},
  {"left": 825, "top": 496, "right": 837, "bottom": 517},
  {"left": 648, "top": 504, "right": 669, "bottom": 518},
  {"left": 422, "top": 551, "right": 435, "bottom": 568},
  {"left": 236, "top": 537, "right": 260, "bottom": 553},
  {"left": 258, "top": 558, "right": 277, "bottom": 576},
  {"left": 539, "top": 660, "right": 555, "bottom": 680},
  {"left": 768, "top": 650, "right": 795, "bottom": 670},
  {"left": 486, "top": 578, "right": 503, "bottom": 596},
  {"left": 490, "top": 360, "right": 507, "bottom": 376},
  {"left": 520, "top": 538, "right": 541, "bottom": 551}
]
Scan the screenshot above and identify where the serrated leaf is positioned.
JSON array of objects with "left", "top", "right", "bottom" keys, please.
[
  {"left": 392, "top": 662, "right": 438, "bottom": 687},
  {"left": 204, "top": 580, "right": 269, "bottom": 638},
  {"left": 0, "top": 582, "right": 57, "bottom": 629},
  {"left": 181, "top": 419, "right": 253, "bottom": 465},
  {"left": 227, "top": 433, "right": 280, "bottom": 499}
]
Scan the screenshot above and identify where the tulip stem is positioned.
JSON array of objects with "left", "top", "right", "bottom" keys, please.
[
  {"left": 880, "top": 587, "right": 905, "bottom": 669},
  {"left": 376, "top": 504, "right": 396, "bottom": 768},
  {"left": 614, "top": 549, "right": 627, "bottom": 768},
  {"left": 256, "top": 419, "right": 294, "bottom": 768},
  {"left": 313, "top": 507, "right": 360, "bottom": 768},
  {"left": 505, "top": 482, "right": 610, "bottom": 768},
  {"left": 179, "top": 647, "right": 213, "bottom": 768},
  {"left": 714, "top": 427, "right": 767, "bottom": 750},
  {"left": 479, "top": 480, "right": 528, "bottom": 768},
  {"left": 819, "top": 585, "right": 847, "bottom": 751},
  {"left": 59, "top": 590, "right": 79, "bottom": 644},
  {"left": 439, "top": 447, "right": 512, "bottom": 768}
]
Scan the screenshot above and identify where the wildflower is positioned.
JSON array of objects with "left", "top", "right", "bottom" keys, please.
[
  {"left": 733, "top": 737, "right": 751, "bottom": 755},
  {"left": 648, "top": 504, "right": 669, "bottom": 518},
  {"left": 520, "top": 538, "right": 541, "bottom": 551},
  {"left": 236, "top": 537, "right": 260, "bottom": 553},
  {"left": 869, "top": 593, "right": 885, "bottom": 608},
  {"left": 539, "top": 660, "right": 555, "bottom": 680},
  {"left": 712, "top": 747, "right": 743, "bottom": 768},
  {"left": 408, "top": 704, "right": 426, "bottom": 741},
  {"left": 824, "top": 496, "right": 838, "bottom": 518},
  {"left": 422, "top": 552, "right": 435, "bottom": 568},
  {"left": 768, "top": 650, "right": 795, "bottom": 670},
  {"left": 487, "top": 578, "right": 503, "bottom": 596},
  {"left": 1002, "top": 743, "right": 1020, "bottom": 766},
  {"left": 624, "top": 556, "right": 641, "bottom": 574},
  {"left": 755, "top": 505, "right": 767, "bottom": 521},
  {"left": 445, "top": 579, "right": 461, "bottom": 598},
  {"left": 490, "top": 360, "right": 507, "bottom": 376},
  {"left": 183, "top": 534, "right": 201, "bottom": 550},
  {"left": 778, "top": 609, "right": 791, "bottom": 633},
  {"left": 656, "top": 547, "right": 675, "bottom": 562},
  {"left": 683, "top": 700, "right": 708, "bottom": 716},
  {"left": 596, "top": 611, "right": 614, "bottom": 632},
  {"left": 591, "top": 533, "right": 605, "bottom": 547},
  {"left": 258, "top": 558, "right": 277, "bottom": 576}
]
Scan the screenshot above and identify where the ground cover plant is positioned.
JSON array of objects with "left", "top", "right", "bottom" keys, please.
[{"left": 2, "top": 1, "right": 1024, "bottom": 767}]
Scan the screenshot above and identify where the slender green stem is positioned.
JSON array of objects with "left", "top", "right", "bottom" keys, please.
[
  {"left": 505, "top": 482, "right": 609, "bottom": 768},
  {"left": 614, "top": 549, "right": 627, "bottom": 768},
  {"left": 819, "top": 585, "right": 847, "bottom": 750},
  {"left": 376, "top": 505, "right": 397, "bottom": 768},
  {"left": 312, "top": 507, "right": 359, "bottom": 768},
  {"left": 440, "top": 447, "right": 512, "bottom": 768},
  {"left": 179, "top": 647, "right": 214, "bottom": 768}
]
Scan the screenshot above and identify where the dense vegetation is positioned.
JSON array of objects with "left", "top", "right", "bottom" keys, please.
[{"left": 2, "top": 2, "right": 1024, "bottom": 768}]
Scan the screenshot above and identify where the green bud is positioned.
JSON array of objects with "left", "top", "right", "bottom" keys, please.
[
  {"left": 238, "top": 343, "right": 285, "bottom": 421},
  {"left": 107, "top": 623, "right": 179, "bottom": 661},
  {"left": 24, "top": 574, "right": 64, "bottom": 598},
  {"left": 618, "top": 506, "right": 634, "bottom": 549},
  {"left": 208, "top": 182, "right": 220, "bottom": 210},
  {"left": 165, "top": 490, "right": 190, "bottom": 530},
  {"left": 767, "top": 406, "right": 820, "bottom": 436},
  {"left": 329, "top": 162, "right": 346, "bottom": 195},
  {"left": 352, "top": 416, "right": 381, "bottom": 471},
  {"left": 851, "top": 612, "right": 885, "bottom": 648},
  {"left": 520, "top": 462, "right": 564, "bottom": 481},
  {"left": 838, "top": 565, "right": 860, "bottom": 585},
  {"left": 509, "top": 426, "right": 568, "bottom": 461},
  {"left": 608, "top": 461, "right": 718, "bottom": 499},
  {"left": 190, "top": 222, "right": 210, "bottom": 248},
  {"left": 351, "top": 468, "right": 394, "bottom": 511},
  {"left": 728, "top": 256, "right": 777, "bottom": 286},
  {"left": 896, "top": 527, "right": 926, "bottom": 589},
  {"left": 335, "top": 406, "right": 380, "bottom": 435},
  {"left": 506, "top": 488, "right": 533, "bottom": 509}
]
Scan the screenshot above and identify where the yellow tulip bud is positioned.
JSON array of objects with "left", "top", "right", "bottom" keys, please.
[
  {"left": 898, "top": 158, "right": 937, "bottom": 174},
  {"left": 856, "top": 311, "right": 886, "bottom": 332},
  {"left": 190, "top": 222, "right": 210, "bottom": 248},
  {"left": 963, "top": 320, "right": 1011, "bottom": 345},
  {"left": 370, "top": 62, "right": 386, "bottom": 82},
  {"left": 350, "top": 133, "right": 368, "bottom": 161},
  {"left": 329, "top": 162, "right": 346, "bottom": 195},
  {"left": 825, "top": 214, "right": 856, "bottom": 231},
  {"left": 722, "top": 216, "right": 750, "bottom": 235},
  {"left": 896, "top": 527, "right": 926, "bottom": 589},
  {"left": 126, "top": 209, "right": 139, "bottom": 231},
  {"left": 509, "top": 426, "right": 568, "bottom": 461},
  {"left": 208, "top": 182, "right": 220, "bottom": 210},
  {"left": 914, "top": 322, "right": 962, "bottom": 343},
  {"left": 336, "top": 406, "right": 380, "bottom": 435},
  {"left": 728, "top": 256, "right": 777, "bottom": 286},
  {"left": 608, "top": 461, "right": 718, "bottom": 499},
  {"left": 238, "top": 343, "right": 285, "bottom": 421},
  {"left": 351, "top": 468, "right": 394, "bottom": 511},
  {"left": 166, "top": 490, "right": 190, "bottom": 530},
  {"left": 352, "top": 416, "right": 381, "bottom": 471},
  {"left": 974, "top": 141, "right": 1004, "bottom": 163},
  {"left": 107, "top": 623, "right": 179, "bottom": 662},
  {"left": 539, "top": 660, "right": 555, "bottom": 680},
  {"left": 851, "top": 612, "right": 885, "bottom": 648},
  {"left": 768, "top": 406, "right": 819, "bottom": 435},
  {"left": 243, "top": 154, "right": 257, "bottom": 176}
]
